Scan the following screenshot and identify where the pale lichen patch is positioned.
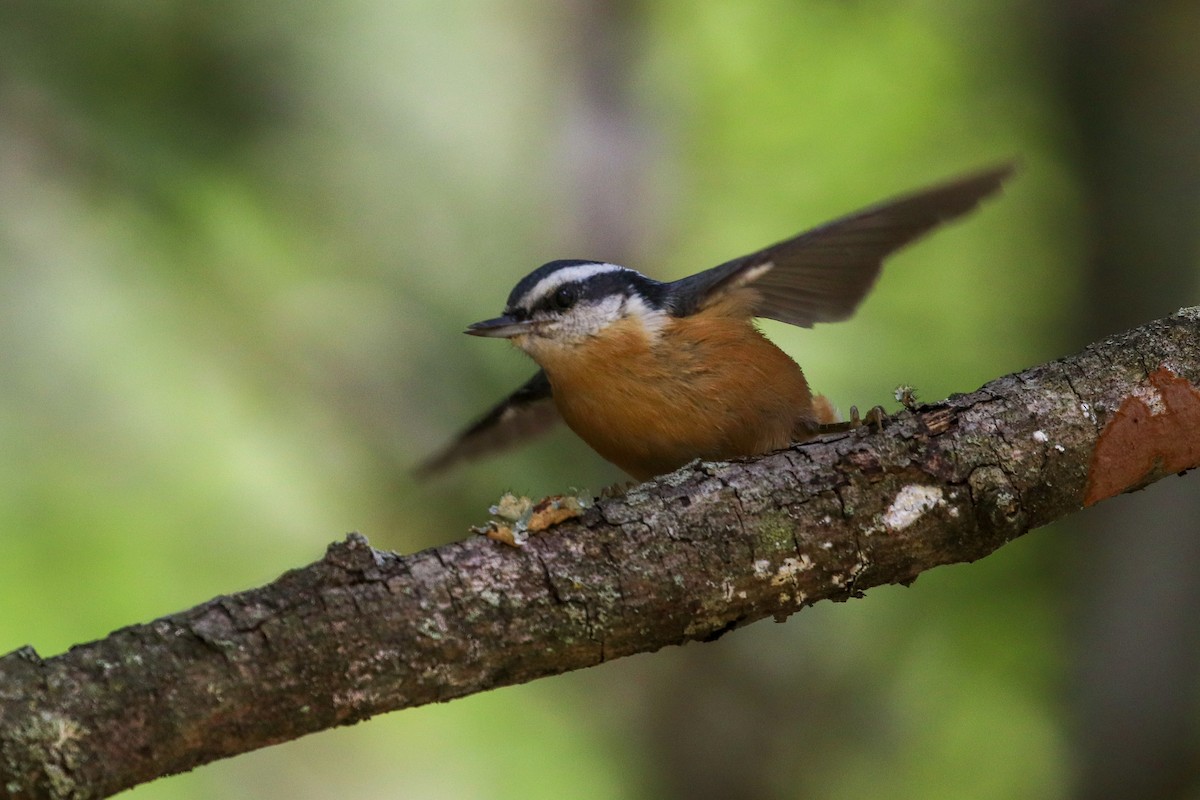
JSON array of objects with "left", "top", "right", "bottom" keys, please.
[
  {"left": 7, "top": 712, "right": 86, "bottom": 799},
  {"left": 769, "top": 555, "right": 814, "bottom": 586},
  {"left": 1130, "top": 384, "right": 1167, "bottom": 415},
  {"left": 882, "top": 485, "right": 945, "bottom": 532}
]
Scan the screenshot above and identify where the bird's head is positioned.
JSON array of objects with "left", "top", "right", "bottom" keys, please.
[{"left": 466, "top": 260, "right": 671, "bottom": 359}]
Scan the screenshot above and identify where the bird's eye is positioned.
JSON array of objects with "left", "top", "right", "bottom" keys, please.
[{"left": 551, "top": 285, "right": 577, "bottom": 311}]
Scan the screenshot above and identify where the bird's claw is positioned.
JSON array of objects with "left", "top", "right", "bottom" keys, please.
[{"left": 848, "top": 404, "right": 889, "bottom": 432}]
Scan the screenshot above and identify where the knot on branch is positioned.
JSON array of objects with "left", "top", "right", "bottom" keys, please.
[
  {"left": 968, "top": 465, "right": 1026, "bottom": 539},
  {"left": 324, "top": 532, "right": 386, "bottom": 575}
]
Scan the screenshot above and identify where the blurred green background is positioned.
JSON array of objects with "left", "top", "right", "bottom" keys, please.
[{"left": 2, "top": 2, "right": 1199, "bottom": 798}]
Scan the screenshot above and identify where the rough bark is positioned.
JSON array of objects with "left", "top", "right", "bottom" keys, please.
[{"left": 3, "top": 308, "right": 1200, "bottom": 800}]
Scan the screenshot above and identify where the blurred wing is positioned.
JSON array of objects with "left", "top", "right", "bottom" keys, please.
[
  {"left": 667, "top": 163, "right": 1015, "bottom": 327},
  {"left": 415, "top": 370, "right": 559, "bottom": 478}
]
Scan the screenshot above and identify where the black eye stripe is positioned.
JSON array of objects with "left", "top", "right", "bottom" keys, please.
[{"left": 526, "top": 281, "right": 584, "bottom": 315}]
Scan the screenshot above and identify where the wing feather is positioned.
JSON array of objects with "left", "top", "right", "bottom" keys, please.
[
  {"left": 415, "top": 370, "right": 559, "bottom": 478},
  {"left": 667, "top": 163, "right": 1015, "bottom": 327}
]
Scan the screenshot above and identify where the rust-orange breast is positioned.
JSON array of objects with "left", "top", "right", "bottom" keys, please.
[{"left": 533, "top": 301, "right": 815, "bottom": 480}]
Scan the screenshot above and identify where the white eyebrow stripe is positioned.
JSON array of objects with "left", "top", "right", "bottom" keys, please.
[{"left": 520, "top": 262, "right": 624, "bottom": 309}]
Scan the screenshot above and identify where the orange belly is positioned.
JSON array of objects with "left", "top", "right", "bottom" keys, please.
[{"left": 536, "top": 314, "right": 816, "bottom": 480}]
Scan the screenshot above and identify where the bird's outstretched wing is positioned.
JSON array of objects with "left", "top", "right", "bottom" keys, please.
[
  {"left": 667, "top": 163, "right": 1015, "bottom": 327},
  {"left": 415, "top": 370, "right": 559, "bottom": 478}
]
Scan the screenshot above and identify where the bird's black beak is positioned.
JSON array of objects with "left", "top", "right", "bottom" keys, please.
[{"left": 464, "top": 315, "right": 535, "bottom": 339}]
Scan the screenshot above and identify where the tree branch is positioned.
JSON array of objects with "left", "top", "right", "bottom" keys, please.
[{"left": 4, "top": 308, "right": 1200, "bottom": 799}]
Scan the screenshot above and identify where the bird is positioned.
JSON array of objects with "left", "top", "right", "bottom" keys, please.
[{"left": 418, "top": 164, "right": 1014, "bottom": 482}]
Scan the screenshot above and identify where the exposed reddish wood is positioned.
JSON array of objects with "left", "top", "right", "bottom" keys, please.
[{"left": 1084, "top": 366, "right": 1200, "bottom": 505}]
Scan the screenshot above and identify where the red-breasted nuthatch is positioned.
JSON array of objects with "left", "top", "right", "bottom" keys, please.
[{"left": 419, "top": 165, "right": 1013, "bottom": 481}]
